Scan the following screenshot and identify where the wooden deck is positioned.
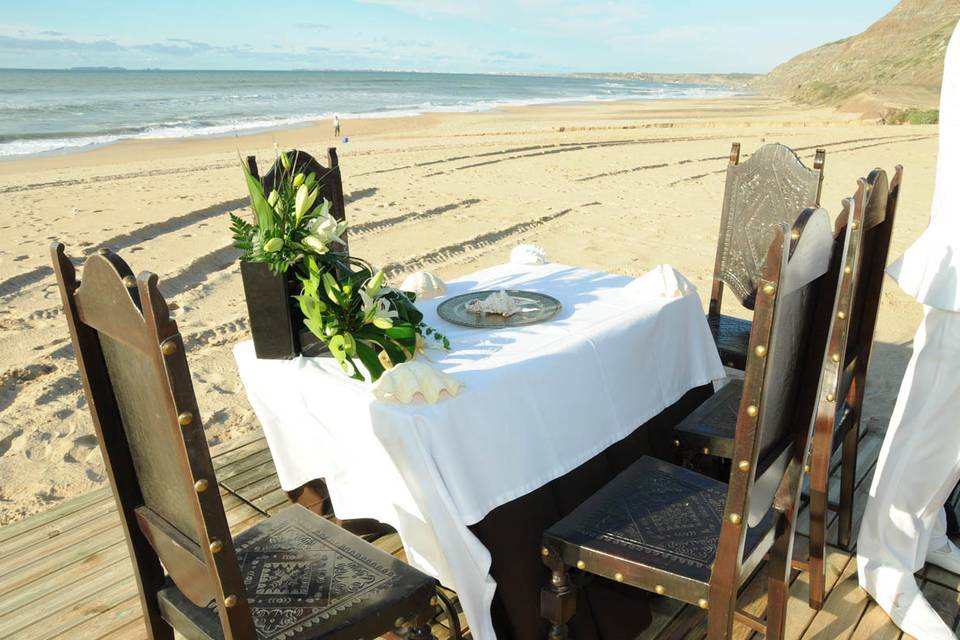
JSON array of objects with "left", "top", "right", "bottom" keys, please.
[{"left": 1, "top": 424, "right": 957, "bottom": 639}]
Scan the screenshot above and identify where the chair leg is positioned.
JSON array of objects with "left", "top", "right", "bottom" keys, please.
[
  {"left": 541, "top": 564, "right": 576, "bottom": 640},
  {"left": 705, "top": 598, "right": 735, "bottom": 640},
  {"left": 837, "top": 423, "right": 859, "bottom": 550},
  {"left": 807, "top": 441, "right": 830, "bottom": 610}
]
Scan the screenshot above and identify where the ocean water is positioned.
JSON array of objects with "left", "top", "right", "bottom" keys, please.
[{"left": 0, "top": 69, "right": 737, "bottom": 158}]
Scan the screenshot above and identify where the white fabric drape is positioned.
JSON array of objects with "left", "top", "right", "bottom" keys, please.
[{"left": 886, "top": 20, "right": 960, "bottom": 311}]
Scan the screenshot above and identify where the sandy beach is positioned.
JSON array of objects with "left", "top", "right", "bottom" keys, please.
[{"left": 0, "top": 95, "right": 940, "bottom": 525}]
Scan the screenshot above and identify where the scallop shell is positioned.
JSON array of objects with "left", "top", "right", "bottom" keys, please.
[
  {"left": 510, "top": 244, "right": 547, "bottom": 265},
  {"left": 400, "top": 271, "right": 447, "bottom": 300},
  {"left": 371, "top": 360, "right": 463, "bottom": 404}
]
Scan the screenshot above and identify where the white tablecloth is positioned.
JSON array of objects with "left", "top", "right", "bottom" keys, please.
[{"left": 234, "top": 262, "right": 725, "bottom": 640}]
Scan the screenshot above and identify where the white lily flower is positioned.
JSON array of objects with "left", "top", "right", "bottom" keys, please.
[
  {"left": 360, "top": 289, "right": 398, "bottom": 329},
  {"left": 303, "top": 212, "right": 346, "bottom": 254}
]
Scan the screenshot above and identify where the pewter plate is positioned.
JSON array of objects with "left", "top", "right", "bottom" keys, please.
[{"left": 437, "top": 290, "right": 562, "bottom": 328}]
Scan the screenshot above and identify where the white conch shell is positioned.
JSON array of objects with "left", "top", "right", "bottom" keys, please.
[
  {"left": 510, "top": 244, "right": 547, "bottom": 265},
  {"left": 400, "top": 271, "right": 447, "bottom": 300},
  {"left": 372, "top": 360, "right": 463, "bottom": 404},
  {"left": 465, "top": 289, "right": 518, "bottom": 316}
]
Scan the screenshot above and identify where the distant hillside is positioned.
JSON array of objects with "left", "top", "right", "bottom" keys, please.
[
  {"left": 573, "top": 72, "right": 758, "bottom": 89},
  {"left": 753, "top": 0, "right": 960, "bottom": 114}
]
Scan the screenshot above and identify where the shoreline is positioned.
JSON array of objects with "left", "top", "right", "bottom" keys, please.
[{"left": 0, "top": 91, "right": 748, "bottom": 165}]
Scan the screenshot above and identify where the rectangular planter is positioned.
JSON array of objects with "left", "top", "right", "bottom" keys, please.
[{"left": 240, "top": 261, "right": 301, "bottom": 359}]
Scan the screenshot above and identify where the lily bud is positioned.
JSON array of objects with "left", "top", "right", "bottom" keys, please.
[
  {"left": 295, "top": 185, "right": 318, "bottom": 222},
  {"left": 263, "top": 237, "right": 284, "bottom": 253},
  {"left": 305, "top": 173, "right": 316, "bottom": 189},
  {"left": 368, "top": 270, "right": 385, "bottom": 296},
  {"left": 293, "top": 173, "right": 305, "bottom": 188},
  {"left": 267, "top": 190, "right": 279, "bottom": 207},
  {"left": 372, "top": 317, "right": 394, "bottom": 330},
  {"left": 280, "top": 151, "right": 291, "bottom": 170}
]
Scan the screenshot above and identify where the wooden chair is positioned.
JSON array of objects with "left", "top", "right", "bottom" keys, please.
[
  {"left": 52, "top": 243, "right": 439, "bottom": 640},
  {"left": 805, "top": 166, "right": 900, "bottom": 607},
  {"left": 708, "top": 143, "right": 826, "bottom": 370},
  {"left": 246, "top": 147, "right": 348, "bottom": 252},
  {"left": 541, "top": 208, "right": 839, "bottom": 639},
  {"left": 674, "top": 168, "right": 901, "bottom": 609}
]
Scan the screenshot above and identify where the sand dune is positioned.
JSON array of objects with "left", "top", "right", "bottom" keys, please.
[{"left": 0, "top": 96, "right": 940, "bottom": 524}]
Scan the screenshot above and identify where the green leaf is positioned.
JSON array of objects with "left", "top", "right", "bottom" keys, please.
[
  {"left": 355, "top": 342, "right": 385, "bottom": 382},
  {"left": 328, "top": 334, "right": 347, "bottom": 362},
  {"left": 240, "top": 160, "right": 275, "bottom": 233}
]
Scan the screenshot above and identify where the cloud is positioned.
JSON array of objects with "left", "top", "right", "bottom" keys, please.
[
  {"left": 295, "top": 22, "right": 331, "bottom": 30},
  {"left": 0, "top": 34, "right": 121, "bottom": 52}
]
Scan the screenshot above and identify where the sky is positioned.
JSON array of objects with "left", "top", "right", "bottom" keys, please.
[{"left": 0, "top": 0, "right": 900, "bottom": 74}]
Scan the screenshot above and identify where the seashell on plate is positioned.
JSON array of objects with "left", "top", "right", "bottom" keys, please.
[
  {"left": 400, "top": 271, "right": 447, "bottom": 300},
  {"left": 371, "top": 360, "right": 463, "bottom": 404},
  {"left": 510, "top": 244, "right": 547, "bottom": 265}
]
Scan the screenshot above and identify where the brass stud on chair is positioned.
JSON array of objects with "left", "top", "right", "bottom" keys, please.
[
  {"left": 737, "top": 460, "right": 750, "bottom": 472},
  {"left": 655, "top": 584, "right": 666, "bottom": 595},
  {"left": 576, "top": 560, "right": 586, "bottom": 570},
  {"left": 430, "top": 595, "right": 440, "bottom": 607},
  {"left": 754, "top": 345, "right": 767, "bottom": 358},
  {"left": 746, "top": 404, "right": 759, "bottom": 417},
  {"left": 673, "top": 439, "right": 680, "bottom": 448},
  {"left": 837, "top": 311, "right": 846, "bottom": 320},
  {"left": 209, "top": 539, "right": 223, "bottom": 554},
  {"left": 698, "top": 598, "right": 709, "bottom": 610},
  {"left": 790, "top": 230, "right": 801, "bottom": 240},
  {"left": 729, "top": 513, "right": 742, "bottom": 525},
  {"left": 702, "top": 447, "right": 710, "bottom": 456},
  {"left": 122, "top": 275, "right": 136, "bottom": 288},
  {"left": 615, "top": 573, "right": 624, "bottom": 583},
  {"left": 223, "top": 594, "right": 238, "bottom": 608},
  {"left": 97, "top": 248, "right": 110, "bottom": 256},
  {"left": 541, "top": 547, "right": 550, "bottom": 557},
  {"left": 851, "top": 221, "right": 859, "bottom": 231},
  {"left": 178, "top": 411, "right": 194, "bottom": 427},
  {"left": 804, "top": 464, "right": 811, "bottom": 474},
  {"left": 826, "top": 393, "right": 836, "bottom": 403},
  {"left": 160, "top": 341, "right": 177, "bottom": 356},
  {"left": 194, "top": 478, "right": 209, "bottom": 493},
  {"left": 831, "top": 353, "right": 841, "bottom": 364},
  {"left": 763, "top": 283, "right": 776, "bottom": 296},
  {"left": 844, "top": 265, "right": 853, "bottom": 275}
]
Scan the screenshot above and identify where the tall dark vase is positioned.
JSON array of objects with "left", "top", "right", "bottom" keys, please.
[{"left": 240, "top": 261, "right": 301, "bottom": 359}]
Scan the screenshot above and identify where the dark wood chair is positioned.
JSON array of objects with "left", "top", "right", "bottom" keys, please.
[
  {"left": 541, "top": 208, "right": 839, "bottom": 639},
  {"left": 51, "top": 243, "right": 439, "bottom": 640},
  {"left": 708, "top": 143, "right": 826, "bottom": 370},
  {"left": 674, "top": 168, "right": 901, "bottom": 610},
  {"left": 805, "top": 166, "right": 900, "bottom": 607},
  {"left": 247, "top": 147, "right": 348, "bottom": 251}
]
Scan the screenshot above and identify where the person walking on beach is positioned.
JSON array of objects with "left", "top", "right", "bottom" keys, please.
[
  {"left": 857, "top": 19, "right": 960, "bottom": 640},
  {"left": 334, "top": 114, "right": 341, "bottom": 138}
]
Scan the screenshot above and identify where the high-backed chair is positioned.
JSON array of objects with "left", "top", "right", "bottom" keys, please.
[
  {"left": 52, "top": 243, "right": 438, "bottom": 640},
  {"left": 805, "top": 166, "right": 900, "bottom": 607},
  {"left": 709, "top": 143, "right": 826, "bottom": 369},
  {"left": 541, "top": 208, "right": 839, "bottom": 639}
]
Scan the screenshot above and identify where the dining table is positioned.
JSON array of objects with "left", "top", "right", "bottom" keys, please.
[{"left": 234, "top": 260, "right": 726, "bottom": 640}]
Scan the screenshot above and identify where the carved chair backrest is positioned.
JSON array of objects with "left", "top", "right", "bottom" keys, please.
[
  {"left": 707, "top": 206, "right": 838, "bottom": 594},
  {"left": 247, "top": 147, "right": 348, "bottom": 251},
  {"left": 52, "top": 244, "right": 256, "bottom": 639},
  {"left": 710, "top": 143, "right": 826, "bottom": 314}
]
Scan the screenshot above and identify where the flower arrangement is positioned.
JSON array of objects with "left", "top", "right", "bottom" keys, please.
[{"left": 232, "top": 148, "right": 447, "bottom": 381}]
